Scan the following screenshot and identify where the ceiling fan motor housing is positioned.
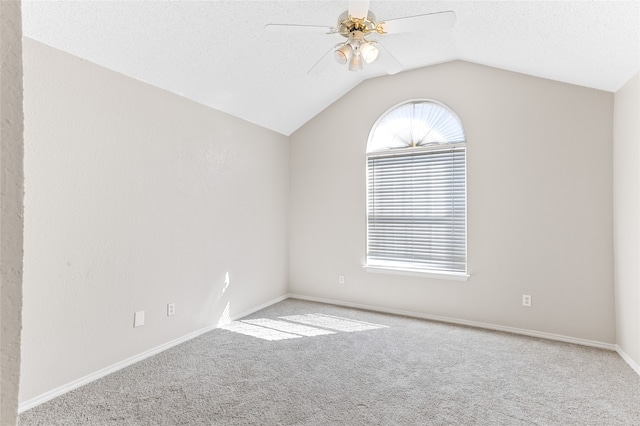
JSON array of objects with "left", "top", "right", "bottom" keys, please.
[{"left": 336, "top": 10, "right": 377, "bottom": 36}]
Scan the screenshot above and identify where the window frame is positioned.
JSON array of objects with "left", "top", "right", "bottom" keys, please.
[{"left": 364, "top": 99, "right": 469, "bottom": 281}]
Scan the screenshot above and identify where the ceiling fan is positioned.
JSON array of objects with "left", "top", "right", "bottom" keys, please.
[{"left": 264, "top": 1, "right": 456, "bottom": 75}]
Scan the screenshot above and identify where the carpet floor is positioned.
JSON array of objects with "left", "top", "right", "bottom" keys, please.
[{"left": 18, "top": 299, "right": 640, "bottom": 425}]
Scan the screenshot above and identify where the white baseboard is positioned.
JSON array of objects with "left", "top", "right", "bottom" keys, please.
[
  {"left": 615, "top": 345, "right": 640, "bottom": 376},
  {"left": 18, "top": 293, "right": 289, "bottom": 413},
  {"left": 287, "top": 293, "right": 618, "bottom": 351},
  {"left": 18, "top": 324, "right": 214, "bottom": 413},
  {"left": 20, "top": 292, "right": 635, "bottom": 413}
]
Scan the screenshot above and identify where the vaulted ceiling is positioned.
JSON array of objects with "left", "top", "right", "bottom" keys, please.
[{"left": 22, "top": 1, "right": 639, "bottom": 136}]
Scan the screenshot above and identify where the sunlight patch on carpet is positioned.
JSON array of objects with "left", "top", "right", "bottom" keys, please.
[
  {"left": 280, "top": 313, "right": 389, "bottom": 332},
  {"left": 243, "top": 318, "right": 336, "bottom": 336},
  {"left": 218, "top": 321, "right": 302, "bottom": 341},
  {"left": 219, "top": 314, "right": 388, "bottom": 341}
]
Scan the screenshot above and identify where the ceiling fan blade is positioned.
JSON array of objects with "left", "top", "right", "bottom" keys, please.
[
  {"left": 307, "top": 46, "right": 337, "bottom": 76},
  {"left": 264, "top": 24, "right": 335, "bottom": 34},
  {"left": 348, "top": 0, "right": 370, "bottom": 19},
  {"left": 375, "top": 42, "right": 403, "bottom": 75},
  {"left": 380, "top": 11, "right": 456, "bottom": 34}
]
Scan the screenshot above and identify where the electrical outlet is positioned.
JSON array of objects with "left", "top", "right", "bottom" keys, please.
[
  {"left": 522, "top": 295, "right": 532, "bottom": 307},
  {"left": 338, "top": 275, "right": 345, "bottom": 284},
  {"left": 167, "top": 303, "right": 175, "bottom": 316},
  {"left": 134, "top": 311, "right": 145, "bottom": 327}
]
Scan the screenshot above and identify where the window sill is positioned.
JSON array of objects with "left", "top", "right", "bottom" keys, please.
[{"left": 363, "top": 265, "right": 470, "bottom": 281}]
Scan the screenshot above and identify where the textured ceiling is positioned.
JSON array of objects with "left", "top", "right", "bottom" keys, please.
[{"left": 22, "top": 1, "right": 640, "bottom": 135}]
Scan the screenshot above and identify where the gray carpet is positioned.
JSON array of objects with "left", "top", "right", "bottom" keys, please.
[{"left": 18, "top": 299, "right": 640, "bottom": 425}]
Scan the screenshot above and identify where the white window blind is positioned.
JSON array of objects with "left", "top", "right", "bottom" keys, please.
[
  {"left": 366, "top": 100, "right": 467, "bottom": 275},
  {"left": 367, "top": 147, "right": 466, "bottom": 273}
]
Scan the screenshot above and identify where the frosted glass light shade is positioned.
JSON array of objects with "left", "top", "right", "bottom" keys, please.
[
  {"left": 348, "top": 53, "right": 363, "bottom": 71},
  {"left": 334, "top": 44, "right": 352, "bottom": 64},
  {"left": 360, "top": 42, "right": 379, "bottom": 64}
]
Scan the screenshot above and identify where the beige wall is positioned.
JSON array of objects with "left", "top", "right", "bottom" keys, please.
[
  {"left": 290, "top": 61, "right": 615, "bottom": 344},
  {"left": 614, "top": 71, "right": 640, "bottom": 368},
  {"left": 0, "top": 1, "right": 25, "bottom": 424},
  {"left": 16, "top": 40, "right": 633, "bottom": 408},
  {"left": 20, "top": 39, "right": 289, "bottom": 403}
]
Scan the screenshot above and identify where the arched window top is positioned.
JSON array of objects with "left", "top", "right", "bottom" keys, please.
[{"left": 367, "top": 100, "right": 465, "bottom": 153}]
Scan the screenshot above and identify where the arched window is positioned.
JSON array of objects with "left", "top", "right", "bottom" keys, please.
[{"left": 365, "top": 100, "right": 467, "bottom": 278}]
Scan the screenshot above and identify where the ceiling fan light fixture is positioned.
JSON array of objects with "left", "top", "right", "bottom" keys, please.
[
  {"left": 269, "top": 7, "right": 457, "bottom": 75},
  {"left": 334, "top": 44, "right": 352, "bottom": 64},
  {"left": 348, "top": 53, "right": 363, "bottom": 71},
  {"left": 360, "top": 41, "right": 379, "bottom": 64}
]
